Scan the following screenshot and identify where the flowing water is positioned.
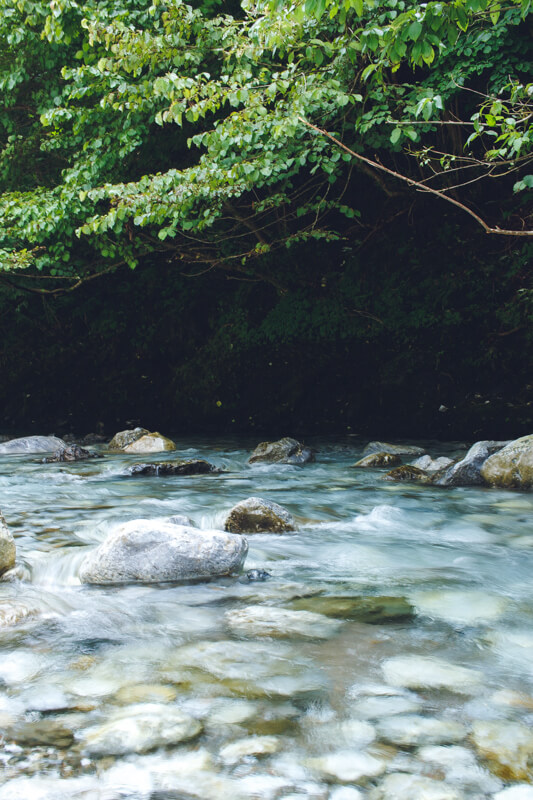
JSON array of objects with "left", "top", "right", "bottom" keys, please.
[{"left": 1, "top": 437, "right": 533, "bottom": 799}]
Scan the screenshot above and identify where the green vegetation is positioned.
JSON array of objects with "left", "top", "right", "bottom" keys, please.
[{"left": 0, "top": 0, "right": 531, "bottom": 435}]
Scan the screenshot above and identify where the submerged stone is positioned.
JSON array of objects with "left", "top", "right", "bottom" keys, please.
[
  {"left": 224, "top": 497, "right": 296, "bottom": 534},
  {"left": 123, "top": 432, "right": 176, "bottom": 453},
  {"left": 127, "top": 459, "right": 217, "bottom": 476},
  {"left": 78, "top": 520, "right": 248, "bottom": 584},
  {"left": 81, "top": 702, "right": 202, "bottom": 755},
  {"left": 225, "top": 604, "right": 343, "bottom": 640},
  {"left": 290, "top": 594, "right": 415, "bottom": 623},
  {"left": 471, "top": 720, "right": 533, "bottom": 780},
  {"left": 307, "top": 750, "right": 386, "bottom": 783},
  {"left": 376, "top": 714, "right": 466, "bottom": 746},
  {"left": 382, "top": 655, "right": 482, "bottom": 693},
  {"left": 4, "top": 718, "right": 75, "bottom": 748},
  {"left": 0, "top": 512, "right": 16, "bottom": 577},
  {"left": 369, "top": 773, "right": 464, "bottom": 800},
  {"left": 219, "top": 735, "right": 280, "bottom": 763},
  {"left": 411, "top": 589, "right": 507, "bottom": 626},
  {"left": 248, "top": 437, "right": 315, "bottom": 464},
  {"left": 352, "top": 452, "right": 402, "bottom": 468}
]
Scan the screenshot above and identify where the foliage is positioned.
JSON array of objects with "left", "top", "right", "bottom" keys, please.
[{"left": 0, "top": 0, "right": 531, "bottom": 287}]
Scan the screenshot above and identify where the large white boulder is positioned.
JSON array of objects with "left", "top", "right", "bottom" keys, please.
[
  {"left": 79, "top": 520, "right": 248, "bottom": 584},
  {"left": 0, "top": 435, "right": 65, "bottom": 454}
]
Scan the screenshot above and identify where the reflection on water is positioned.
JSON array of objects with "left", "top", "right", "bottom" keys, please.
[{"left": 1, "top": 437, "right": 533, "bottom": 799}]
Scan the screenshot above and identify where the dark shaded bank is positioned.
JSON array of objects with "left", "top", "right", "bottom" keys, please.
[{"left": 1, "top": 207, "right": 532, "bottom": 440}]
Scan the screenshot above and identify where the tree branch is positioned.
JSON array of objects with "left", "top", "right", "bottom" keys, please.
[{"left": 299, "top": 116, "right": 533, "bottom": 238}]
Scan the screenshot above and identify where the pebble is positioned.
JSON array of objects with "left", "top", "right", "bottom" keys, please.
[
  {"left": 411, "top": 590, "right": 507, "bottom": 626},
  {"left": 471, "top": 720, "right": 533, "bottom": 780},
  {"left": 219, "top": 735, "right": 280, "bottom": 763},
  {"left": 382, "top": 655, "right": 482, "bottom": 693},
  {"left": 369, "top": 773, "right": 464, "bottom": 800},
  {"left": 225, "top": 605, "right": 343, "bottom": 640},
  {"left": 307, "top": 750, "right": 386, "bottom": 782},
  {"left": 377, "top": 715, "right": 466, "bottom": 746},
  {"left": 81, "top": 702, "right": 202, "bottom": 756}
]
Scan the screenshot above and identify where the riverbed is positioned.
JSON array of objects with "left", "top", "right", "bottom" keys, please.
[{"left": 1, "top": 437, "right": 533, "bottom": 799}]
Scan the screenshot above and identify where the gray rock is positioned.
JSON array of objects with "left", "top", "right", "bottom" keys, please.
[
  {"left": 363, "top": 441, "right": 426, "bottom": 457},
  {"left": 81, "top": 702, "right": 202, "bottom": 756},
  {"left": 168, "top": 514, "right": 196, "bottom": 527},
  {"left": 127, "top": 459, "right": 216, "bottom": 476},
  {"left": 42, "top": 444, "right": 100, "bottom": 463},
  {"left": 79, "top": 520, "right": 248, "bottom": 584},
  {"left": 0, "top": 512, "right": 16, "bottom": 576},
  {"left": 0, "top": 436, "right": 66, "bottom": 455},
  {"left": 411, "top": 455, "right": 453, "bottom": 472},
  {"left": 481, "top": 434, "right": 533, "bottom": 489},
  {"left": 433, "top": 440, "right": 509, "bottom": 487},
  {"left": 248, "top": 437, "right": 314, "bottom": 464},
  {"left": 5, "top": 719, "right": 75, "bottom": 748},
  {"left": 108, "top": 427, "right": 149, "bottom": 450},
  {"left": 352, "top": 452, "right": 402, "bottom": 468},
  {"left": 224, "top": 497, "right": 296, "bottom": 534}
]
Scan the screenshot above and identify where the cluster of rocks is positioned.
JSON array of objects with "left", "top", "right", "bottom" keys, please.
[{"left": 353, "top": 434, "right": 533, "bottom": 490}]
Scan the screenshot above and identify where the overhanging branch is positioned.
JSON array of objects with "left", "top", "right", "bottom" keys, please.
[{"left": 299, "top": 116, "right": 533, "bottom": 238}]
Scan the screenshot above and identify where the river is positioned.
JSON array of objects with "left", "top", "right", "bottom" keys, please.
[{"left": 1, "top": 437, "right": 532, "bottom": 799}]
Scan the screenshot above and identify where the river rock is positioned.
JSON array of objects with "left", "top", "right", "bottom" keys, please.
[
  {"left": 0, "top": 602, "right": 40, "bottom": 628},
  {"left": 471, "top": 720, "right": 533, "bottom": 780},
  {"left": 382, "top": 655, "right": 482, "bottom": 693},
  {"left": 433, "top": 441, "right": 509, "bottom": 487},
  {"left": 383, "top": 465, "right": 429, "bottom": 483},
  {"left": 78, "top": 521, "right": 248, "bottom": 584},
  {"left": 481, "top": 434, "right": 533, "bottom": 489},
  {"left": 108, "top": 427, "right": 149, "bottom": 449},
  {"left": 123, "top": 432, "right": 176, "bottom": 453},
  {"left": 307, "top": 750, "right": 386, "bottom": 783},
  {"left": 411, "top": 589, "right": 507, "bottom": 626},
  {"left": 352, "top": 453, "right": 402, "bottom": 468},
  {"left": 363, "top": 442, "right": 426, "bottom": 457},
  {"left": 0, "top": 435, "right": 66, "bottom": 454},
  {"left": 248, "top": 437, "right": 315, "bottom": 464},
  {"left": 289, "top": 594, "right": 414, "bottom": 623},
  {"left": 376, "top": 714, "right": 466, "bottom": 746},
  {"left": 81, "top": 702, "right": 202, "bottom": 756},
  {"left": 220, "top": 735, "right": 280, "bottom": 763},
  {"left": 224, "top": 497, "right": 296, "bottom": 533},
  {"left": 225, "top": 605, "right": 343, "bottom": 639},
  {"left": 42, "top": 444, "right": 99, "bottom": 463},
  {"left": 0, "top": 512, "right": 16, "bottom": 577},
  {"left": 369, "top": 773, "right": 464, "bottom": 800},
  {"left": 4, "top": 718, "right": 75, "bottom": 748},
  {"left": 411, "top": 455, "right": 453, "bottom": 471},
  {"left": 127, "top": 459, "right": 216, "bottom": 476},
  {"left": 352, "top": 694, "right": 420, "bottom": 718}
]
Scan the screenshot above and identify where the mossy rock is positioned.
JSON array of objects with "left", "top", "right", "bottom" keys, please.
[
  {"left": 352, "top": 452, "right": 402, "bottom": 468},
  {"left": 383, "top": 465, "right": 429, "bottom": 483},
  {"left": 248, "top": 437, "right": 314, "bottom": 465},
  {"left": 481, "top": 434, "right": 533, "bottom": 489},
  {"left": 289, "top": 595, "right": 415, "bottom": 624},
  {"left": 224, "top": 497, "right": 296, "bottom": 533},
  {"left": 108, "top": 427, "right": 149, "bottom": 450}
]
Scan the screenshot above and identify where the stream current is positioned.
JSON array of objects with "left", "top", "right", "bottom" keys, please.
[{"left": 1, "top": 437, "right": 533, "bottom": 799}]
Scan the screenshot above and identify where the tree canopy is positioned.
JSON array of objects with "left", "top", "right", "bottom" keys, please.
[{"left": 0, "top": 0, "right": 531, "bottom": 292}]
